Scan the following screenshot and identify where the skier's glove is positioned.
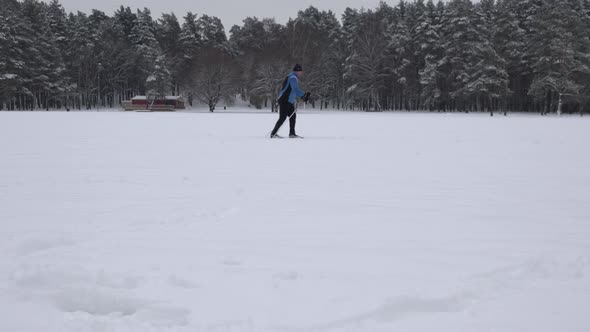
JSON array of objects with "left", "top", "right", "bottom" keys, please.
[{"left": 302, "top": 92, "right": 311, "bottom": 102}]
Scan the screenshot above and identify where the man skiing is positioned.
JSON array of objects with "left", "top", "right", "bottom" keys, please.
[{"left": 270, "top": 64, "right": 310, "bottom": 138}]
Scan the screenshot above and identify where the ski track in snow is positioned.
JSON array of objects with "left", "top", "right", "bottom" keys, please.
[{"left": 0, "top": 110, "right": 589, "bottom": 332}]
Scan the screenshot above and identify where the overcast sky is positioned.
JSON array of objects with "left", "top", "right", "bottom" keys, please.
[{"left": 47, "top": 0, "right": 395, "bottom": 31}]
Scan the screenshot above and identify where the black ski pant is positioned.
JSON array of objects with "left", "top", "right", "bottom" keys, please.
[{"left": 271, "top": 102, "right": 296, "bottom": 136}]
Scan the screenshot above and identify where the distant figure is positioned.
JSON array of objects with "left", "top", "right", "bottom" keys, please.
[{"left": 270, "top": 64, "right": 310, "bottom": 138}]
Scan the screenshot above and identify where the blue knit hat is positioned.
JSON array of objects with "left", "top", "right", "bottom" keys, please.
[{"left": 293, "top": 64, "right": 303, "bottom": 72}]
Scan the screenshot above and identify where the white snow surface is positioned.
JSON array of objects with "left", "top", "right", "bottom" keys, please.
[{"left": 1, "top": 110, "right": 589, "bottom": 332}]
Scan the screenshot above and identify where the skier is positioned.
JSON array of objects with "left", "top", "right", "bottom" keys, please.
[{"left": 270, "top": 64, "right": 311, "bottom": 138}]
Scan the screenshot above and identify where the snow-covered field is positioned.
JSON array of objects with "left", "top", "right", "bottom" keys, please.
[{"left": 1, "top": 110, "right": 589, "bottom": 332}]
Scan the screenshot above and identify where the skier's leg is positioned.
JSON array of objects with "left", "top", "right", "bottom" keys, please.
[
  {"left": 288, "top": 103, "right": 297, "bottom": 136},
  {"left": 271, "top": 114, "right": 287, "bottom": 136},
  {"left": 271, "top": 103, "right": 289, "bottom": 136}
]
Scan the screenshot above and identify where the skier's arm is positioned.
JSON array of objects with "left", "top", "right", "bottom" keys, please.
[{"left": 289, "top": 76, "right": 305, "bottom": 98}]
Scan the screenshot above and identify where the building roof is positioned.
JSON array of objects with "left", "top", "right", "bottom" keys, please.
[{"left": 131, "top": 96, "right": 182, "bottom": 100}]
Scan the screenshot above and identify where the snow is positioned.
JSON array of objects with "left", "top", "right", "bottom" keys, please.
[
  {"left": 0, "top": 73, "right": 18, "bottom": 80},
  {"left": 1, "top": 110, "right": 589, "bottom": 332}
]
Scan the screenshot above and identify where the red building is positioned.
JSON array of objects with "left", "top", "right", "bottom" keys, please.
[{"left": 123, "top": 96, "right": 186, "bottom": 111}]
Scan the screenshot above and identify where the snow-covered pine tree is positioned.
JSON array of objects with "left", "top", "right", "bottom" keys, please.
[
  {"left": 405, "top": 0, "right": 428, "bottom": 110},
  {"left": 419, "top": 0, "right": 446, "bottom": 111},
  {"left": 146, "top": 55, "right": 172, "bottom": 100},
  {"left": 343, "top": 7, "right": 388, "bottom": 111},
  {"left": 19, "top": 0, "right": 67, "bottom": 110},
  {"left": 384, "top": 1, "right": 413, "bottom": 110},
  {"left": 465, "top": 0, "right": 509, "bottom": 115},
  {"left": 156, "top": 13, "right": 183, "bottom": 95},
  {"left": 229, "top": 17, "right": 285, "bottom": 109},
  {"left": 45, "top": 0, "right": 77, "bottom": 109},
  {"left": 108, "top": 6, "right": 140, "bottom": 102},
  {"left": 130, "top": 8, "right": 170, "bottom": 98},
  {"left": 433, "top": 0, "right": 508, "bottom": 113},
  {"left": 438, "top": 0, "right": 474, "bottom": 112},
  {"left": 196, "top": 15, "right": 227, "bottom": 47},
  {"left": 179, "top": 12, "right": 201, "bottom": 58},
  {"left": 0, "top": 0, "right": 28, "bottom": 109},
  {"left": 288, "top": 7, "right": 342, "bottom": 109},
  {"left": 65, "top": 10, "right": 109, "bottom": 109},
  {"left": 494, "top": 0, "right": 527, "bottom": 113},
  {"left": 178, "top": 12, "right": 202, "bottom": 104},
  {"left": 528, "top": 0, "right": 590, "bottom": 115}
]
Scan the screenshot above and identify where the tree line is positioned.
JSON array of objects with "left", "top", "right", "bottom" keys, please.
[{"left": 1, "top": 0, "right": 590, "bottom": 114}]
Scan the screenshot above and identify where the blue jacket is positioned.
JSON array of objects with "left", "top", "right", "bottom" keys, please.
[{"left": 278, "top": 72, "right": 305, "bottom": 104}]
